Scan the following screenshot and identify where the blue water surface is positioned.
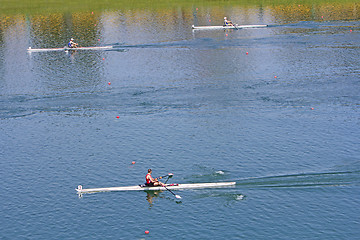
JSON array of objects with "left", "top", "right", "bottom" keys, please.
[{"left": 1, "top": 8, "right": 359, "bottom": 240}]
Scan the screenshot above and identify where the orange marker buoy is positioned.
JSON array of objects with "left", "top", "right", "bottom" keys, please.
[
  {"left": 311, "top": 107, "right": 314, "bottom": 110},
  {"left": 132, "top": 161, "right": 135, "bottom": 164},
  {"left": 246, "top": 52, "right": 249, "bottom": 55},
  {"left": 116, "top": 116, "right": 120, "bottom": 119},
  {"left": 209, "top": 19, "right": 211, "bottom": 22},
  {"left": 350, "top": 30, "right": 352, "bottom": 32},
  {"left": 145, "top": 230, "right": 149, "bottom": 234},
  {"left": 103, "top": 58, "right": 105, "bottom": 60},
  {"left": 108, "top": 82, "right": 111, "bottom": 85},
  {"left": 274, "top": 76, "right": 277, "bottom": 78}
]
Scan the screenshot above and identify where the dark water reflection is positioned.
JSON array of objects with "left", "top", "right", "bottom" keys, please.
[{"left": 1, "top": 1, "right": 359, "bottom": 46}]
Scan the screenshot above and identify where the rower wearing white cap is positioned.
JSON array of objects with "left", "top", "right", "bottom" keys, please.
[
  {"left": 223, "top": 17, "right": 234, "bottom": 27},
  {"left": 68, "top": 38, "right": 78, "bottom": 48}
]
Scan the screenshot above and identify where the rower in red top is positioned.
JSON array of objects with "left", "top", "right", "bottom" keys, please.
[{"left": 145, "top": 169, "right": 164, "bottom": 187}]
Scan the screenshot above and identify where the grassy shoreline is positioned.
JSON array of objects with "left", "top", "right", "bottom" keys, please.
[{"left": 1, "top": 0, "right": 359, "bottom": 14}]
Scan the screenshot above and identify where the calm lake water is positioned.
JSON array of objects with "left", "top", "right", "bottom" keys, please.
[{"left": 1, "top": 1, "right": 360, "bottom": 239}]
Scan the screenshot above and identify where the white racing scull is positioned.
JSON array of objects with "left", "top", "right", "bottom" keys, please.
[
  {"left": 192, "top": 24, "right": 267, "bottom": 30},
  {"left": 27, "top": 46, "right": 113, "bottom": 52},
  {"left": 76, "top": 182, "right": 236, "bottom": 194}
]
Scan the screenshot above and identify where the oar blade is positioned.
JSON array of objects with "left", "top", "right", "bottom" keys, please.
[{"left": 175, "top": 195, "right": 182, "bottom": 199}]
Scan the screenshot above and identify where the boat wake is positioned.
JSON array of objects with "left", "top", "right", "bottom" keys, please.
[
  {"left": 186, "top": 168, "right": 230, "bottom": 182},
  {"left": 112, "top": 38, "right": 254, "bottom": 50},
  {"left": 194, "top": 191, "right": 246, "bottom": 202},
  {"left": 236, "top": 170, "right": 360, "bottom": 189}
]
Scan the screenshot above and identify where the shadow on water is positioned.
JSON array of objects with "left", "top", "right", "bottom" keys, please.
[{"left": 145, "top": 191, "right": 182, "bottom": 207}]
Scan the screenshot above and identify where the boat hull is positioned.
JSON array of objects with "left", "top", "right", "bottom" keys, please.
[
  {"left": 27, "top": 46, "right": 113, "bottom": 52},
  {"left": 192, "top": 25, "right": 267, "bottom": 30},
  {"left": 76, "top": 182, "right": 236, "bottom": 194}
]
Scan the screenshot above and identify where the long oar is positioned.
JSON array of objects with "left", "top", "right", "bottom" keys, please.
[
  {"left": 232, "top": 23, "right": 238, "bottom": 30},
  {"left": 158, "top": 173, "right": 181, "bottom": 199},
  {"left": 158, "top": 173, "right": 173, "bottom": 180},
  {"left": 162, "top": 184, "right": 181, "bottom": 199}
]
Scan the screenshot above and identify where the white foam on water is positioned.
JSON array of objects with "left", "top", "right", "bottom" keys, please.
[{"left": 236, "top": 195, "right": 245, "bottom": 200}]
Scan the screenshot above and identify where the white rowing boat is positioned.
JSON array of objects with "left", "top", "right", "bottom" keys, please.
[
  {"left": 192, "top": 24, "right": 267, "bottom": 30},
  {"left": 27, "top": 46, "right": 113, "bottom": 52},
  {"left": 76, "top": 182, "right": 236, "bottom": 194}
]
